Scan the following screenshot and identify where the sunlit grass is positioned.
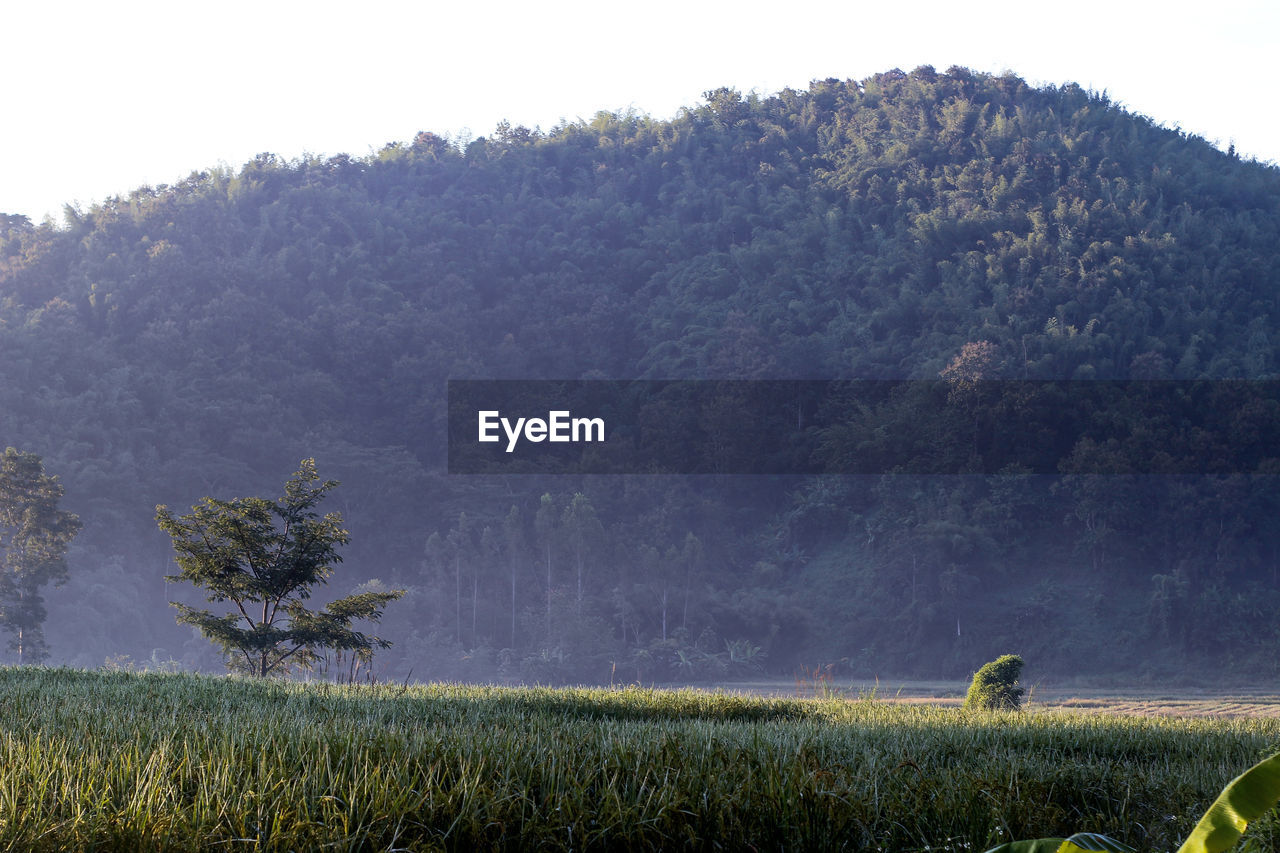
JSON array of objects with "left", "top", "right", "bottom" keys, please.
[{"left": 0, "top": 667, "right": 1276, "bottom": 850}]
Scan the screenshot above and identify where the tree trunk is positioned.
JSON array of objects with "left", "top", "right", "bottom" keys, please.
[
  {"left": 660, "top": 584, "right": 668, "bottom": 642},
  {"left": 576, "top": 547, "right": 583, "bottom": 615}
]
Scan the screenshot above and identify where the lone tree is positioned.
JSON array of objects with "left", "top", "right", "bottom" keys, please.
[
  {"left": 0, "top": 448, "right": 81, "bottom": 664},
  {"left": 156, "top": 459, "right": 403, "bottom": 677}
]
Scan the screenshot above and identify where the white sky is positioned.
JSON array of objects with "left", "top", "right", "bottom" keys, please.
[{"left": 4, "top": 0, "right": 1276, "bottom": 223}]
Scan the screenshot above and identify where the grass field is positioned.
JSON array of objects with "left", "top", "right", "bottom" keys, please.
[{"left": 1, "top": 668, "right": 1279, "bottom": 851}]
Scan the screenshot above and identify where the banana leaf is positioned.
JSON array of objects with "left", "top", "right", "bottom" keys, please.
[{"left": 1177, "top": 751, "right": 1280, "bottom": 853}]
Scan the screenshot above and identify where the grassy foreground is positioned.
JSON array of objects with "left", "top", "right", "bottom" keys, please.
[{"left": 0, "top": 669, "right": 1278, "bottom": 851}]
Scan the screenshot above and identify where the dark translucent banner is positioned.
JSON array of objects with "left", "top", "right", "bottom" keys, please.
[{"left": 446, "top": 380, "right": 1280, "bottom": 475}]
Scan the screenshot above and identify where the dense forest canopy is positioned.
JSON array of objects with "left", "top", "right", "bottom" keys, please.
[{"left": 2, "top": 66, "right": 1278, "bottom": 681}]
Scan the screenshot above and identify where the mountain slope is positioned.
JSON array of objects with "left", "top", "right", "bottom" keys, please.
[{"left": 1, "top": 66, "right": 1278, "bottom": 678}]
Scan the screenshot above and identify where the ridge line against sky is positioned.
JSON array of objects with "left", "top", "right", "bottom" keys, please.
[{"left": 4, "top": 0, "right": 1276, "bottom": 224}]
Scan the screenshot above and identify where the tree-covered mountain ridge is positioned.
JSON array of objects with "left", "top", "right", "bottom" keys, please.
[{"left": 2, "top": 66, "right": 1278, "bottom": 679}]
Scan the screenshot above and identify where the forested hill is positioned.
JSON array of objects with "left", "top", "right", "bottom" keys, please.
[{"left": 3, "top": 66, "right": 1279, "bottom": 681}]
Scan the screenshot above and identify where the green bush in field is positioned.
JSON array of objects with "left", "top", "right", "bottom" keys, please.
[{"left": 964, "top": 654, "right": 1025, "bottom": 711}]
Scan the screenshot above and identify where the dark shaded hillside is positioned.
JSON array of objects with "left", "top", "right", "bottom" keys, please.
[{"left": 2, "top": 66, "right": 1278, "bottom": 680}]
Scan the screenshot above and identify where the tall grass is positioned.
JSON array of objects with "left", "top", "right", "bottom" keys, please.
[{"left": 0, "top": 667, "right": 1275, "bottom": 851}]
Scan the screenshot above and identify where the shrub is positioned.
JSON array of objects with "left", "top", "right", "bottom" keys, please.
[{"left": 964, "top": 654, "right": 1025, "bottom": 711}]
